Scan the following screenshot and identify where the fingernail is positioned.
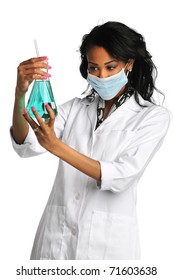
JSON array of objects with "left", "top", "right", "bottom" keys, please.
[
  {"left": 45, "top": 103, "right": 50, "bottom": 109},
  {"left": 43, "top": 74, "right": 51, "bottom": 80},
  {"left": 31, "top": 106, "right": 36, "bottom": 111},
  {"left": 23, "top": 108, "right": 28, "bottom": 115},
  {"left": 42, "top": 56, "right": 48, "bottom": 60},
  {"left": 48, "top": 65, "right": 52, "bottom": 69}
]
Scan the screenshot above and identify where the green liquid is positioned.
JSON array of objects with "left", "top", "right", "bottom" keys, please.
[{"left": 26, "top": 80, "right": 58, "bottom": 119}]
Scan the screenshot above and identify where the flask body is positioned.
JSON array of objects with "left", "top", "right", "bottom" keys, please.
[{"left": 26, "top": 80, "right": 57, "bottom": 118}]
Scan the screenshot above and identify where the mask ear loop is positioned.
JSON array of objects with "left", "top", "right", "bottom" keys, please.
[
  {"left": 124, "top": 61, "right": 133, "bottom": 77},
  {"left": 127, "top": 68, "right": 133, "bottom": 77}
]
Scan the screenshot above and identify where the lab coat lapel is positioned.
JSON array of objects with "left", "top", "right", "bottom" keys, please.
[
  {"left": 102, "top": 94, "right": 150, "bottom": 126},
  {"left": 82, "top": 93, "right": 152, "bottom": 130},
  {"left": 85, "top": 96, "right": 99, "bottom": 131}
]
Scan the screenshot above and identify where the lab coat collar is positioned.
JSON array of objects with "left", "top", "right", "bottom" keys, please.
[
  {"left": 80, "top": 93, "right": 153, "bottom": 128},
  {"left": 80, "top": 92, "right": 152, "bottom": 108}
]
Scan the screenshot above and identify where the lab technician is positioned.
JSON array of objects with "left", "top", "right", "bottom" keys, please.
[{"left": 11, "top": 21, "right": 170, "bottom": 259}]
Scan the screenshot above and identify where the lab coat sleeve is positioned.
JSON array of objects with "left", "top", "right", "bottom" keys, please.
[
  {"left": 10, "top": 98, "right": 75, "bottom": 158},
  {"left": 99, "top": 106, "right": 171, "bottom": 193}
]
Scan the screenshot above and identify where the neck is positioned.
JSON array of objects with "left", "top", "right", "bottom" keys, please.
[{"left": 105, "top": 85, "right": 126, "bottom": 108}]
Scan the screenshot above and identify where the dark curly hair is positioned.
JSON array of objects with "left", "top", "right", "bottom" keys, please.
[{"left": 79, "top": 21, "right": 162, "bottom": 104}]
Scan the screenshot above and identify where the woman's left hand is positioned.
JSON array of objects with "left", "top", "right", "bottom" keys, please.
[{"left": 23, "top": 104, "right": 59, "bottom": 153}]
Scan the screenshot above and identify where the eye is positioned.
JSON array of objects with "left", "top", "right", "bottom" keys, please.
[
  {"left": 106, "top": 65, "right": 116, "bottom": 71},
  {"left": 88, "top": 65, "right": 99, "bottom": 72}
]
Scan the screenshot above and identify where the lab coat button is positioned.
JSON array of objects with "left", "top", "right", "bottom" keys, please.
[
  {"left": 75, "top": 193, "right": 80, "bottom": 200},
  {"left": 72, "top": 227, "right": 77, "bottom": 235}
]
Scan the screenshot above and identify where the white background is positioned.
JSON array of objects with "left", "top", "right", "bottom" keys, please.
[{"left": 1, "top": 0, "right": 173, "bottom": 279}]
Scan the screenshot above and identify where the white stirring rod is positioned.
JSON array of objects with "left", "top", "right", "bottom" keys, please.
[
  {"left": 34, "top": 39, "right": 40, "bottom": 57},
  {"left": 34, "top": 39, "right": 48, "bottom": 75}
]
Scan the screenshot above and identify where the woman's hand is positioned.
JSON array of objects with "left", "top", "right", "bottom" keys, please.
[
  {"left": 12, "top": 56, "right": 51, "bottom": 145},
  {"left": 23, "top": 104, "right": 59, "bottom": 153},
  {"left": 16, "top": 56, "right": 51, "bottom": 97}
]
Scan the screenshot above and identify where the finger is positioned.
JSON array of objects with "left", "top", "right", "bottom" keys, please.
[
  {"left": 30, "top": 106, "right": 45, "bottom": 129},
  {"left": 45, "top": 103, "right": 55, "bottom": 127},
  {"left": 22, "top": 108, "right": 39, "bottom": 130},
  {"left": 19, "top": 62, "right": 50, "bottom": 75},
  {"left": 22, "top": 72, "right": 51, "bottom": 81},
  {"left": 18, "top": 68, "right": 51, "bottom": 83},
  {"left": 20, "top": 56, "right": 48, "bottom": 66},
  {"left": 20, "top": 62, "right": 49, "bottom": 71}
]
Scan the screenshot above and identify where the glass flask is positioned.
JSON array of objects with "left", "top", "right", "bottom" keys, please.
[{"left": 26, "top": 79, "right": 58, "bottom": 119}]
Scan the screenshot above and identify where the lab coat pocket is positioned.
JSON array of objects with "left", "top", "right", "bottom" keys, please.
[
  {"left": 40, "top": 205, "right": 65, "bottom": 259},
  {"left": 88, "top": 211, "right": 138, "bottom": 260}
]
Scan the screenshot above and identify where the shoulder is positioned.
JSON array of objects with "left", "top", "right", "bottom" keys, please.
[
  {"left": 137, "top": 102, "right": 171, "bottom": 136},
  {"left": 142, "top": 102, "right": 171, "bottom": 125},
  {"left": 57, "top": 97, "right": 81, "bottom": 113},
  {"left": 56, "top": 96, "right": 91, "bottom": 119},
  {"left": 57, "top": 93, "right": 98, "bottom": 111},
  {"left": 133, "top": 94, "right": 171, "bottom": 123},
  {"left": 126, "top": 94, "right": 171, "bottom": 135}
]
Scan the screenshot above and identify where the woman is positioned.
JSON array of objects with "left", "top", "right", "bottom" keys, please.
[{"left": 11, "top": 21, "right": 170, "bottom": 260}]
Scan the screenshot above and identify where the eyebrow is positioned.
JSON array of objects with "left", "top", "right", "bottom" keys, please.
[{"left": 88, "top": 59, "right": 118, "bottom": 65}]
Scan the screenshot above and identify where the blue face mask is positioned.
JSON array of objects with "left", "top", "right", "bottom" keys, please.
[{"left": 87, "top": 67, "right": 128, "bottom": 100}]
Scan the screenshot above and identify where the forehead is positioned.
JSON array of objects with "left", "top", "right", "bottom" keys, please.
[{"left": 87, "top": 46, "right": 116, "bottom": 63}]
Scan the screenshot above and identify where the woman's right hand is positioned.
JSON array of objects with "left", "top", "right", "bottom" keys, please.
[{"left": 16, "top": 56, "right": 50, "bottom": 97}]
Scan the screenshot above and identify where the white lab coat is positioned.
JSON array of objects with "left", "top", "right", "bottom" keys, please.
[{"left": 11, "top": 93, "right": 170, "bottom": 260}]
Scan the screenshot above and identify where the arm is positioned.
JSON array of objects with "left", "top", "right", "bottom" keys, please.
[
  {"left": 99, "top": 107, "right": 171, "bottom": 192},
  {"left": 52, "top": 139, "right": 101, "bottom": 181},
  {"left": 12, "top": 91, "right": 29, "bottom": 144},
  {"left": 12, "top": 57, "right": 50, "bottom": 144},
  {"left": 23, "top": 104, "right": 101, "bottom": 181}
]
